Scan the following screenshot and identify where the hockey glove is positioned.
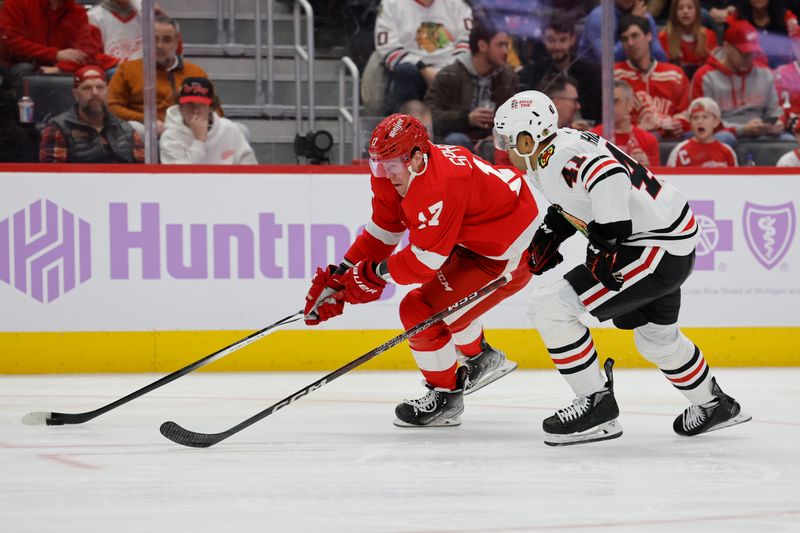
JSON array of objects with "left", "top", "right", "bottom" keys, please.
[
  {"left": 586, "top": 243, "right": 624, "bottom": 291},
  {"left": 338, "top": 260, "right": 387, "bottom": 304},
  {"left": 303, "top": 265, "right": 345, "bottom": 325},
  {"left": 527, "top": 205, "right": 578, "bottom": 275}
]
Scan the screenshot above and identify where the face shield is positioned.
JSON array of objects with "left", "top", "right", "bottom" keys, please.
[
  {"left": 368, "top": 155, "right": 409, "bottom": 177},
  {"left": 492, "top": 127, "right": 512, "bottom": 151}
]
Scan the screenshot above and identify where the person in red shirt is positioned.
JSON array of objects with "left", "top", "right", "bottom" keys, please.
[
  {"left": 658, "top": 0, "right": 718, "bottom": 80},
  {"left": 592, "top": 81, "right": 661, "bottom": 166},
  {"left": 0, "top": 0, "right": 117, "bottom": 95},
  {"left": 615, "top": 14, "right": 691, "bottom": 139},
  {"left": 773, "top": 33, "right": 800, "bottom": 124},
  {"left": 667, "top": 97, "right": 738, "bottom": 166},
  {"left": 303, "top": 114, "right": 539, "bottom": 427}
]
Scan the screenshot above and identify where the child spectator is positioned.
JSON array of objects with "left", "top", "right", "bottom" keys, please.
[
  {"left": 659, "top": 0, "right": 719, "bottom": 79},
  {"left": 160, "top": 77, "right": 256, "bottom": 164},
  {"left": 592, "top": 80, "right": 661, "bottom": 166},
  {"left": 667, "top": 97, "right": 739, "bottom": 165}
]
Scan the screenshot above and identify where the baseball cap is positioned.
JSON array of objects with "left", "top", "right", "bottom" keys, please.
[
  {"left": 688, "top": 97, "right": 721, "bottom": 119},
  {"left": 724, "top": 19, "right": 762, "bottom": 54},
  {"left": 73, "top": 65, "right": 105, "bottom": 88},
  {"left": 178, "top": 77, "right": 215, "bottom": 105}
]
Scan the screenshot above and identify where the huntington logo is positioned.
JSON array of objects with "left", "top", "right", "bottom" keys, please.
[
  {"left": 743, "top": 202, "right": 796, "bottom": 270},
  {"left": 0, "top": 199, "right": 91, "bottom": 303},
  {"left": 689, "top": 200, "right": 732, "bottom": 271}
]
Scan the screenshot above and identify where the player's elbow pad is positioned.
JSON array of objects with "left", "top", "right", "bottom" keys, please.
[{"left": 587, "top": 220, "right": 632, "bottom": 252}]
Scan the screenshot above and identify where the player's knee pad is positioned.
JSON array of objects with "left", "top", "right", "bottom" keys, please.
[
  {"left": 634, "top": 322, "right": 693, "bottom": 366},
  {"left": 527, "top": 278, "right": 584, "bottom": 335},
  {"left": 400, "top": 288, "right": 450, "bottom": 351}
]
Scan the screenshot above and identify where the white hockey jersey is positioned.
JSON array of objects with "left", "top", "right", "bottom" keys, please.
[
  {"left": 527, "top": 128, "right": 699, "bottom": 256},
  {"left": 88, "top": 0, "right": 143, "bottom": 62},
  {"left": 375, "top": 0, "right": 472, "bottom": 71}
]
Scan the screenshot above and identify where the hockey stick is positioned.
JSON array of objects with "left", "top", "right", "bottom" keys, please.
[
  {"left": 160, "top": 265, "right": 528, "bottom": 448},
  {"left": 21, "top": 311, "right": 304, "bottom": 426},
  {"left": 552, "top": 204, "right": 589, "bottom": 237}
]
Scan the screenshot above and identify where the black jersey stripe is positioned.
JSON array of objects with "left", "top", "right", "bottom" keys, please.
[
  {"left": 673, "top": 365, "right": 710, "bottom": 390},
  {"left": 586, "top": 167, "right": 628, "bottom": 193},
  {"left": 547, "top": 329, "right": 592, "bottom": 355},
  {"left": 558, "top": 352, "right": 598, "bottom": 374},
  {"left": 661, "top": 346, "right": 701, "bottom": 375},
  {"left": 648, "top": 204, "right": 691, "bottom": 234},
  {"left": 578, "top": 155, "right": 608, "bottom": 182},
  {"left": 624, "top": 225, "right": 699, "bottom": 243}
]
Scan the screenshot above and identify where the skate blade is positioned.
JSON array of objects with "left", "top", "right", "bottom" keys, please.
[
  {"left": 544, "top": 419, "right": 623, "bottom": 447},
  {"left": 705, "top": 411, "right": 752, "bottom": 434},
  {"left": 463, "top": 360, "right": 518, "bottom": 396},
  {"left": 393, "top": 415, "right": 462, "bottom": 428}
]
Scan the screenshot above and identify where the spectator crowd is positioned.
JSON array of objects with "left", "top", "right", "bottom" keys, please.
[{"left": 4, "top": 0, "right": 800, "bottom": 166}]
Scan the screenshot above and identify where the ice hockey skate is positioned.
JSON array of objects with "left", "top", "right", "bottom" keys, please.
[
  {"left": 394, "top": 367, "right": 467, "bottom": 427},
  {"left": 461, "top": 339, "right": 517, "bottom": 395},
  {"left": 673, "top": 377, "right": 752, "bottom": 436},
  {"left": 543, "top": 358, "right": 623, "bottom": 446}
]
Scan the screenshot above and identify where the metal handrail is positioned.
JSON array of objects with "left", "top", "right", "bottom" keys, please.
[
  {"left": 293, "top": 0, "right": 315, "bottom": 132},
  {"left": 216, "top": 0, "right": 226, "bottom": 44},
  {"left": 337, "top": 57, "right": 361, "bottom": 164}
]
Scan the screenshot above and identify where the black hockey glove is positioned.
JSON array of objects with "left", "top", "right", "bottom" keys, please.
[
  {"left": 586, "top": 242, "right": 623, "bottom": 291},
  {"left": 527, "top": 205, "right": 578, "bottom": 275}
]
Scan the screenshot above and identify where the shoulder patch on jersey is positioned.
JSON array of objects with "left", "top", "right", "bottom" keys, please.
[{"left": 538, "top": 145, "right": 555, "bottom": 168}]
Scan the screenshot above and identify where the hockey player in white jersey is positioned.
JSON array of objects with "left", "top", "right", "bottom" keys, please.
[{"left": 493, "top": 90, "right": 751, "bottom": 446}]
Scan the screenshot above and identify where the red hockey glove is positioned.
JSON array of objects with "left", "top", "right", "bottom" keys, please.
[
  {"left": 527, "top": 205, "right": 577, "bottom": 275},
  {"left": 585, "top": 243, "right": 624, "bottom": 291},
  {"left": 338, "top": 260, "right": 386, "bottom": 304},
  {"left": 303, "top": 265, "right": 345, "bottom": 325}
]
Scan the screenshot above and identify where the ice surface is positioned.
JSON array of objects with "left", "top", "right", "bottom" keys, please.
[{"left": 1, "top": 369, "right": 798, "bottom": 532}]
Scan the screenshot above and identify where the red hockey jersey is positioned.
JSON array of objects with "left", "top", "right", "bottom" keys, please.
[
  {"left": 344, "top": 143, "right": 538, "bottom": 285},
  {"left": 615, "top": 60, "right": 690, "bottom": 134},
  {"left": 666, "top": 138, "right": 738, "bottom": 167},
  {"left": 773, "top": 61, "right": 800, "bottom": 122}
]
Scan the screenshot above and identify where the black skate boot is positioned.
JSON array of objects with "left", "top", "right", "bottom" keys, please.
[
  {"left": 394, "top": 367, "right": 467, "bottom": 427},
  {"left": 542, "top": 358, "right": 623, "bottom": 446},
  {"left": 673, "top": 378, "right": 752, "bottom": 436},
  {"left": 462, "top": 339, "right": 518, "bottom": 395}
]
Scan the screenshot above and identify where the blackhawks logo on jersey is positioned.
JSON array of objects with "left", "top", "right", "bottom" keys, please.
[{"left": 538, "top": 145, "right": 555, "bottom": 168}]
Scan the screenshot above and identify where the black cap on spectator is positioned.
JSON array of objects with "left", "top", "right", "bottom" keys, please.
[{"left": 179, "top": 77, "right": 214, "bottom": 105}]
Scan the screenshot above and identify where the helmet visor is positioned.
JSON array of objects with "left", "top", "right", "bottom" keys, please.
[
  {"left": 369, "top": 156, "right": 408, "bottom": 177},
  {"left": 493, "top": 127, "right": 512, "bottom": 151}
]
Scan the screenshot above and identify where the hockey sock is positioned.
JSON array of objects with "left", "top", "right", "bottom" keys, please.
[
  {"left": 544, "top": 327, "right": 606, "bottom": 397},
  {"left": 411, "top": 339, "right": 459, "bottom": 390},
  {"left": 420, "top": 363, "right": 458, "bottom": 390},
  {"left": 634, "top": 324, "right": 715, "bottom": 405},
  {"left": 659, "top": 344, "right": 715, "bottom": 405},
  {"left": 452, "top": 321, "right": 484, "bottom": 357}
]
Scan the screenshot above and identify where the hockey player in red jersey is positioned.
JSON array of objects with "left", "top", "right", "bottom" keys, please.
[
  {"left": 304, "top": 114, "right": 539, "bottom": 427},
  {"left": 494, "top": 91, "right": 751, "bottom": 445}
]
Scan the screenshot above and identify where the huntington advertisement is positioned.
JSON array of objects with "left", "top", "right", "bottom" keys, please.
[{"left": 0, "top": 170, "right": 798, "bottom": 332}]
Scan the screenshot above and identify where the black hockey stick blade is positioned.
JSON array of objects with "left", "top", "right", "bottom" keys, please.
[
  {"left": 21, "top": 311, "right": 304, "bottom": 426},
  {"left": 160, "top": 265, "right": 526, "bottom": 448}
]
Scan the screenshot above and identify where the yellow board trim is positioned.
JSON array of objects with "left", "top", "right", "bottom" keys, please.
[{"left": 1, "top": 328, "right": 798, "bottom": 374}]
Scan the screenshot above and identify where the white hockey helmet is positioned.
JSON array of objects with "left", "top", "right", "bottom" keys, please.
[{"left": 493, "top": 90, "right": 559, "bottom": 158}]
